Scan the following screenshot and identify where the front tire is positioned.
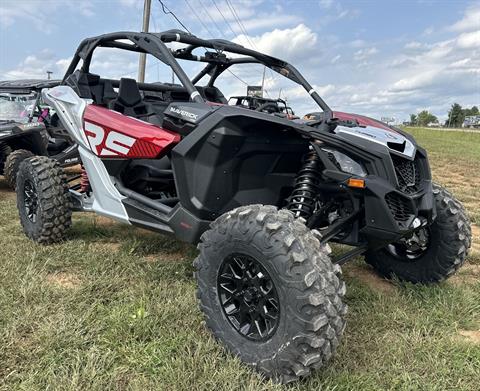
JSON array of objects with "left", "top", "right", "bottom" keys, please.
[
  {"left": 194, "top": 205, "right": 347, "bottom": 384},
  {"left": 365, "top": 183, "right": 471, "bottom": 283},
  {"left": 4, "top": 149, "right": 34, "bottom": 189},
  {"left": 16, "top": 156, "right": 72, "bottom": 244}
]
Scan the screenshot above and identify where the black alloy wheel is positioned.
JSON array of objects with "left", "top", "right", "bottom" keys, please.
[
  {"left": 217, "top": 253, "right": 280, "bottom": 341},
  {"left": 387, "top": 227, "right": 430, "bottom": 261},
  {"left": 23, "top": 179, "right": 39, "bottom": 223}
]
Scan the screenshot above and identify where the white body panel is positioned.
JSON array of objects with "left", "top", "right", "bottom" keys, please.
[
  {"left": 334, "top": 125, "right": 416, "bottom": 159},
  {"left": 42, "top": 86, "right": 130, "bottom": 223}
]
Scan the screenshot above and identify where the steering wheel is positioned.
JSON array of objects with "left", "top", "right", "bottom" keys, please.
[{"left": 255, "top": 102, "right": 281, "bottom": 113}]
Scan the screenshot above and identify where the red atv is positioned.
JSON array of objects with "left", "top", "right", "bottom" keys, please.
[{"left": 15, "top": 30, "right": 471, "bottom": 383}]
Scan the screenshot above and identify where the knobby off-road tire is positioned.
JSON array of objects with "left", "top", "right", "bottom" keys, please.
[
  {"left": 365, "top": 183, "right": 471, "bottom": 283},
  {"left": 4, "top": 149, "right": 34, "bottom": 189},
  {"left": 16, "top": 156, "right": 72, "bottom": 244},
  {"left": 194, "top": 205, "right": 347, "bottom": 384},
  {"left": 0, "top": 143, "right": 12, "bottom": 175}
]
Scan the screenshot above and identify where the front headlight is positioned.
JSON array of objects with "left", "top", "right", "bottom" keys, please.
[{"left": 322, "top": 148, "right": 367, "bottom": 177}]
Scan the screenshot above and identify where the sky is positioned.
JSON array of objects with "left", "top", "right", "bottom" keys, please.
[{"left": 0, "top": 0, "right": 479, "bottom": 122}]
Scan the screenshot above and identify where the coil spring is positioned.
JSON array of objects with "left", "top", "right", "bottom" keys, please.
[
  {"left": 287, "top": 150, "right": 322, "bottom": 219},
  {"left": 80, "top": 166, "right": 90, "bottom": 193}
]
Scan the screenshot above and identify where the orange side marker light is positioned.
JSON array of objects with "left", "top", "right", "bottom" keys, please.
[{"left": 347, "top": 178, "right": 366, "bottom": 188}]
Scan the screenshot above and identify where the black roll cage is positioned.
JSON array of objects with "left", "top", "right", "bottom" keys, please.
[{"left": 62, "top": 30, "right": 331, "bottom": 116}]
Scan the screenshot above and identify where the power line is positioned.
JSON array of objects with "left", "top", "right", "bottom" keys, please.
[
  {"left": 158, "top": 0, "right": 191, "bottom": 33},
  {"left": 223, "top": 0, "right": 275, "bottom": 97},
  {"left": 198, "top": 0, "right": 227, "bottom": 37},
  {"left": 225, "top": 0, "right": 257, "bottom": 50},
  {"left": 183, "top": 1, "right": 249, "bottom": 86},
  {"left": 158, "top": 0, "right": 249, "bottom": 86},
  {"left": 211, "top": 0, "right": 238, "bottom": 38},
  {"left": 184, "top": 0, "right": 216, "bottom": 37},
  {"left": 193, "top": 0, "right": 250, "bottom": 86}
]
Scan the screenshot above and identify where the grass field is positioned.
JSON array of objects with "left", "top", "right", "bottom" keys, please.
[{"left": 0, "top": 127, "right": 479, "bottom": 390}]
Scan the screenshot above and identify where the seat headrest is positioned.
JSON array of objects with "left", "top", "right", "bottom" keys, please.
[{"left": 117, "top": 78, "right": 142, "bottom": 106}]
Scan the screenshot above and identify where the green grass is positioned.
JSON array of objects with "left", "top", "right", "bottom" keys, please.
[
  {"left": 405, "top": 127, "right": 480, "bottom": 224},
  {"left": 1, "top": 128, "right": 479, "bottom": 390}
]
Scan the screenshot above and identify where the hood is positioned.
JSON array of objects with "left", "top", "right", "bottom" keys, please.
[{"left": 332, "top": 111, "right": 416, "bottom": 159}]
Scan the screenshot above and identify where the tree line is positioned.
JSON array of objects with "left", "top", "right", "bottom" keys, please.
[{"left": 409, "top": 104, "right": 479, "bottom": 127}]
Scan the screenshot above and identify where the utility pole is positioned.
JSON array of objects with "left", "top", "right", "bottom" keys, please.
[
  {"left": 260, "top": 66, "right": 266, "bottom": 97},
  {"left": 46, "top": 71, "right": 53, "bottom": 80},
  {"left": 138, "top": 0, "right": 152, "bottom": 83}
]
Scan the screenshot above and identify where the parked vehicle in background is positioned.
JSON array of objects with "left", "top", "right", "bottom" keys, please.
[
  {"left": 463, "top": 115, "right": 480, "bottom": 128},
  {"left": 229, "top": 95, "right": 298, "bottom": 118},
  {"left": 0, "top": 80, "right": 79, "bottom": 188}
]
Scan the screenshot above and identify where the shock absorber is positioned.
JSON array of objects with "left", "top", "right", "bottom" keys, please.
[
  {"left": 80, "top": 166, "right": 90, "bottom": 193},
  {"left": 287, "top": 150, "right": 322, "bottom": 219}
]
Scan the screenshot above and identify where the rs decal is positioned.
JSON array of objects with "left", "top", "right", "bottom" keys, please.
[{"left": 84, "top": 121, "right": 135, "bottom": 157}]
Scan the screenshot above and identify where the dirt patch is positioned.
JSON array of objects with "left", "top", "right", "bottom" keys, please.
[
  {"left": 462, "top": 263, "right": 480, "bottom": 275},
  {"left": 470, "top": 225, "right": 480, "bottom": 255},
  {"left": 458, "top": 330, "right": 480, "bottom": 345},
  {"left": 46, "top": 272, "right": 81, "bottom": 289},
  {"left": 0, "top": 177, "right": 15, "bottom": 199},
  {"left": 344, "top": 264, "right": 395, "bottom": 294},
  {"left": 94, "top": 215, "right": 118, "bottom": 227},
  {"left": 449, "top": 263, "right": 480, "bottom": 286},
  {"left": 143, "top": 252, "right": 187, "bottom": 263},
  {"left": 91, "top": 242, "right": 122, "bottom": 252}
]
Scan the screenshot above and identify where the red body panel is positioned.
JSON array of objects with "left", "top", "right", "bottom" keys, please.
[
  {"left": 83, "top": 105, "right": 180, "bottom": 158},
  {"left": 333, "top": 111, "right": 393, "bottom": 132}
]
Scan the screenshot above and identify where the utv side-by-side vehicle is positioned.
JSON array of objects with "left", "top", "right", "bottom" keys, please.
[
  {"left": 228, "top": 95, "right": 298, "bottom": 118},
  {"left": 0, "top": 79, "right": 79, "bottom": 188},
  {"left": 14, "top": 30, "right": 471, "bottom": 384}
]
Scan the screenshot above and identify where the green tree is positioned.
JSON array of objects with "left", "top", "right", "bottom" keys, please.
[
  {"left": 409, "top": 114, "right": 417, "bottom": 126},
  {"left": 417, "top": 110, "right": 438, "bottom": 126},
  {"left": 463, "top": 106, "right": 479, "bottom": 116},
  {"left": 448, "top": 103, "right": 464, "bottom": 127}
]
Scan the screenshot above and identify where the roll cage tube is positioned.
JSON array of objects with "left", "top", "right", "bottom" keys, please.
[
  {"left": 62, "top": 32, "right": 203, "bottom": 103},
  {"left": 61, "top": 30, "right": 332, "bottom": 115}
]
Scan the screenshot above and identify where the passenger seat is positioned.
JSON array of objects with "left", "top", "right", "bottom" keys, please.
[{"left": 109, "top": 78, "right": 152, "bottom": 118}]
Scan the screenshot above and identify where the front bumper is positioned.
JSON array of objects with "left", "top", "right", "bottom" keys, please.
[
  {"left": 317, "top": 143, "right": 436, "bottom": 249},
  {"left": 359, "top": 176, "right": 435, "bottom": 249}
]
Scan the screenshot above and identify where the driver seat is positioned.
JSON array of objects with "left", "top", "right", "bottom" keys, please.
[{"left": 109, "top": 78, "right": 151, "bottom": 118}]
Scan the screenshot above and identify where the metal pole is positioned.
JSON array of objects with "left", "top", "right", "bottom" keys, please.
[
  {"left": 261, "top": 66, "right": 266, "bottom": 97},
  {"left": 138, "top": 0, "right": 152, "bottom": 83}
]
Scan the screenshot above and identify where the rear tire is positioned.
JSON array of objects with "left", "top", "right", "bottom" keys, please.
[
  {"left": 16, "top": 156, "right": 72, "bottom": 244},
  {"left": 0, "top": 143, "right": 12, "bottom": 175},
  {"left": 365, "top": 183, "right": 471, "bottom": 283},
  {"left": 4, "top": 149, "right": 34, "bottom": 189},
  {"left": 194, "top": 205, "right": 347, "bottom": 384}
]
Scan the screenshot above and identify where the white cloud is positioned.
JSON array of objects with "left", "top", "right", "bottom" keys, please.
[
  {"left": 229, "top": 14, "right": 303, "bottom": 34},
  {"left": 449, "top": 4, "right": 480, "bottom": 32},
  {"left": 234, "top": 24, "right": 317, "bottom": 61},
  {"left": 350, "top": 39, "right": 366, "bottom": 48},
  {"left": 2, "top": 49, "right": 70, "bottom": 80},
  {"left": 456, "top": 30, "right": 480, "bottom": 49},
  {"left": 331, "top": 54, "right": 341, "bottom": 64},
  {"left": 319, "top": 0, "right": 334, "bottom": 9},
  {"left": 354, "top": 47, "right": 378, "bottom": 61},
  {"left": 423, "top": 26, "right": 434, "bottom": 35},
  {"left": 404, "top": 41, "right": 424, "bottom": 50},
  {"left": 119, "top": 0, "right": 138, "bottom": 6}
]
